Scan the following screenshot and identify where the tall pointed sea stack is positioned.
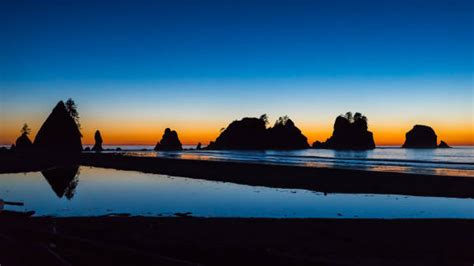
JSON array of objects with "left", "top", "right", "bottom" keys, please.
[
  {"left": 92, "top": 130, "right": 103, "bottom": 152},
  {"left": 313, "top": 112, "right": 375, "bottom": 150},
  {"left": 154, "top": 128, "right": 183, "bottom": 151},
  {"left": 34, "top": 101, "right": 83, "bottom": 154}
]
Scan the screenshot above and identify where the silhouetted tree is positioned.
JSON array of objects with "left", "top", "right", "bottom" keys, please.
[
  {"left": 65, "top": 98, "right": 81, "bottom": 129},
  {"left": 20, "top": 123, "right": 31, "bottom": 136},
  {"left": 275, "top": 115, "right": 290, "bottom": 126},
  {"left": 259, "top": 114, "right": 269, "bottom": 127}
]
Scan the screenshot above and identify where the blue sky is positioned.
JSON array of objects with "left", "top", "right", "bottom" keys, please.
[{"left": 0, "top": 0, "right": 472, "bottom": 145}]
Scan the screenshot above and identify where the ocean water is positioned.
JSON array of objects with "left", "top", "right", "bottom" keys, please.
[
  {"left": 1, "top": 166, "right": 473, "bottom": 218},
  {"left": 89, "top": 145, "right": 474, "bottom": 177}
]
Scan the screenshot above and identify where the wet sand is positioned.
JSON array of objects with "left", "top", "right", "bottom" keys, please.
[
  {"left": 81, "top": 153, "right": 474, "bottom": 198},
  {"left": 0, "top": 214, "right": 472, "bottom": 265}
]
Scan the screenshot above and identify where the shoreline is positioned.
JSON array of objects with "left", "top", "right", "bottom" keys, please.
[
  {"left": 1, "top": 215, "right": 473, "bottom": 265},
  {"left": 2, "top": 152, "right": 474, "bottom": 198},
  {"left": 81, "top": 153, "right": 474, "bottom": 198}
]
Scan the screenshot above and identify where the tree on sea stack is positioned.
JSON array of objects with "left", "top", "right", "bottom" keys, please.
[
  {"left": 33, "top": 100, "right": 83, "bottom": 155},
  {"left": 21, "top": 123, "right": 31, "bottom": 136}
]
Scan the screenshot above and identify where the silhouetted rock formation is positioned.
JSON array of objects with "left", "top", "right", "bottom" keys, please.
[
  {"left": 402, "top": 125, "right": 438, "bottom": 148},
  {"left": 154, "top": 128, "right": 183, "bottom": 151},
  {"left": 438, "top": 140, "right": 451, "bottom": 148},
  {"left": 207, "top": 115, "right": 309, "bottom": 150},
  {"left": 15, "top": 133, "right": 33, "bottom": 152},
  {"left": 92, "top": 130, "right": 103, "bottom": 152},
  {"left": 33, "top": 101, "right": 83, "bottom": 154},
  {"left": 267, "top": 116, "right": 309, "bottom": 149},
  {"left": 313, "top": 112, "right": 375, "bottom": 150},
  {"left": 41, "top": 166, "right": 79, "bottom": 199},
  {"left": 207, "top": 117, "right": 267, "bottom": 150},
  {"left": 196, "top": 142, "right": 202, "bottom": 150}
]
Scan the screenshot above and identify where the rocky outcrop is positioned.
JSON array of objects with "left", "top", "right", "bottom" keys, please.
[
  {"left": 207, "top": 117, "right": 268, "bottom": 150},
  {"left": 33, "top": 101, "right": 83, "bottom": 153},
  {"left": 154, "top": 128, "right": 183, "bottom": 151},
  {"left": 207, "top": 115, "right": 309, "bottom": 150},
  {"left": 92, "top": 130, "right": 103, "bottom": 152},
  {"left": 402, "top": 125, "right": 437, "bottom": 148},
  {"left": 402, "top": 125, "right": 451, "bottom": 148},
  {"left": 267, "top": 116, "right": 309, "bottom": 149},
  {"left": 312, "top": 112, "right": 375, "bottom": 150},
  {"left": 438, "top": 140, "right": 451, "bottom": 148},
  {"left": 15, "top": 133, "right": 33, "bottom": 151}
]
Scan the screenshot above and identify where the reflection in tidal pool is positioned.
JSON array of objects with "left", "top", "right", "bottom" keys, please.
[{"left": 0, "top": 166, "right": 473, "bottom": 218}]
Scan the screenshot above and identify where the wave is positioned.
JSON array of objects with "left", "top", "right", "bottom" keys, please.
[{"left": 187, "top": 150, "right": 474, "bottom": 166}]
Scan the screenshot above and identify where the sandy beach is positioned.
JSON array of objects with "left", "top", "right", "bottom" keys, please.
[{"left": 0, "top": 214, "right": 473, "bottom": 265}]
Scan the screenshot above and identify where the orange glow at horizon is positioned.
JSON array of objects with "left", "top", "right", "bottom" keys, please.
[{"left": 2, "top": 119, "right": 473, "bottom": 147}]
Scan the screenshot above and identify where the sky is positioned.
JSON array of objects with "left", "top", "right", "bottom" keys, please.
[{"left": 0, "top": 0, "right": 472, "bottom": 146}]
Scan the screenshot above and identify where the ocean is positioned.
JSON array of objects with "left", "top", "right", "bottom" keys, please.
[{"left": 86, "top": 145, "right": 474, "bottom": 177}]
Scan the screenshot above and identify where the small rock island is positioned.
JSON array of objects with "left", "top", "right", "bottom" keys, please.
[
  {"left": 207, "top": 114, "right": 309, "bottom": 150},
  {"left": 14, "top": 123, "right": 33, "bottom": 152},
  {"left": 402, "top": 125, "right": 450, "bottom": 148},
  {"left": 92, "top": 130, "right": 104, "bottom": 152},
  {"left": 312, "top": 112, "right": 375, "bottom": 150},
  {"left": 154, "top": 128, "right": 183, "bottom": 151}
]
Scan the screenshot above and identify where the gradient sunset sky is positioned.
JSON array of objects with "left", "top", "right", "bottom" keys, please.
[{"left": 1, "top": 0, "right": 472, "bottom": 146}]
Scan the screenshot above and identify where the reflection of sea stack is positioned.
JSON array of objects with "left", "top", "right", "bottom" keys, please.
[
  {"left": 41, "top": 166, "right": 79, "bottom": 199},
  {"left": 92, "top": 130, "right": 103, "bottom": 152},
  {"left": 154, "top": 128, "right": 183, "bottom": 151},
  {"left": 402, "top": 125, "right": 450, "bottom": 148},
  {"left": 267, "top": 116, "right": 309, "bottom": 149},
  {"left": 313, "top": 112, "right": 375, "bottom": 150},
  {"left": 33, "top": 101, "right": 82, "bottom": 153},
  {"left": 207, "top": 115, "right": 309, "bottom": 150},
  {"left": 15, "top": 133, "right": 33, "bottom": 151}
]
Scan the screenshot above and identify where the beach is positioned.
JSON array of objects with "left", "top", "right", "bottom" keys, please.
[
  {"left": 1, "top": 215, "right": 473, "bottom": 265},
  {"left": 1, "top": 152, "right": 473, "bottom": 265}
]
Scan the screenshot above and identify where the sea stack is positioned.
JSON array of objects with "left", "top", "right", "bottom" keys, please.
[
  {"left": 266, "top": 116, "right": 309, "bottom": 149},
  {"left": 313, "top": 112, "right": 375, "bottom": 150},
  {"left": 33, "top": 101, "right": 83, "bottom": 154},
  {"left": 207, "top": 115, "right": 309, "bottom": 150},
  {"left": 92, "top": 130, "right": 103, "bottom": 152},
  {"left": 438, "top": 140, "right": 451, "bottom": 148},
  {"left": 402, "top": 125, "right": 450, "bottom": 148},
  {"left": 154, "top": 128, "right": 183, "bottom": 151},
  {"left": 207, "top": 117, "right": 268, "bottom": 150},
  {"left": 15, "top": 133, "right": 33, "bottom": 152}
]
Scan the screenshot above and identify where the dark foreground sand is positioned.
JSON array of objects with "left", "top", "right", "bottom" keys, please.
[
  {"left": 0, "top": 214, "right": 473, "bottom": 266},
  {"left": 81, "top": 153, "right": 474, "bottom": 198}
]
